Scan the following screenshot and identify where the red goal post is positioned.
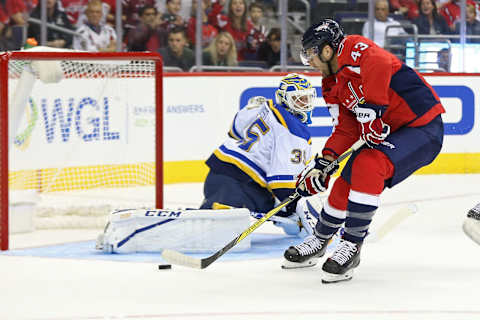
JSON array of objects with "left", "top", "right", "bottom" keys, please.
[{"left": 0, "top": 51, "right": 163, "bottom": 250}]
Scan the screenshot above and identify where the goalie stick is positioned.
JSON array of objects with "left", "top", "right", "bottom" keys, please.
[{"left": 162, "top": 139, "right": 366, "bottom": 269}]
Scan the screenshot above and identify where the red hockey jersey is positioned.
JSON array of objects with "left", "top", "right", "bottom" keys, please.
[{"left": 321, "top": 35, "right": 445, "bottom": 159}]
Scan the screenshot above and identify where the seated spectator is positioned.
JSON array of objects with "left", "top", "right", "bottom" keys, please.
[
  {"left": 389, "top": 0, "right": 419, "bottom": 20},
  {"left": 454, "top": 3, "right": 480, "bottom": 42},
  {"left": 121, "top": 0, "right": 155, "bottom": 30},
  {"left": 5, "top": 0, "right": 28, "bottom": 25},
  {"left": 437, "top": 47, "right": 450, "bottom": 71},
  {"left": 256, "top": 27, "right": 292, "bottom": 68},
  {"left": 28, "top": 0, "right": 74, "bottom": 48},
  {"left": 158, "top": 26, "right": 195, "bottom": 71},
  {"left": 202, "top": 31, "right": 238, "bottom": 66},
  {"left": 248, "top": 1, "right": 267, "bottom": 35},
  {"left": 362, "top": 0, "right": 407, "bottom": 48},
  {"left": 73, "top": 0, "right": 117, "bottom": 51},
  {"left": 0, "top": 4, "right": 9, "bottom": 34},
  {"left": 209, "top": 0, "right": 254, "bottom": 61},
  {"left": 441, "top": 0, "right": 479, "bottom": 32},
  {"left": 61, "top": 0, "right": 109, "bottom": 27},
  {"left": 413, "top": 0, "right": 450, "bottom": 34},
  {"left": 0, "top": 24, "right": 20, "bottom": 50},
  {"left": 187, "top": 0, "right": 218, "bottom": 48},
  {"left": 160, "top": 0, "right": 185, "bottom": 30},
  {"left": 126, "top": 5, "right": 167, "bottom": 51},
  {"left": 243, "top": 1, "right": 267, "bottom": 60},
  {"left": 157, "top": 0, "right": 191, "bottom": 22}
]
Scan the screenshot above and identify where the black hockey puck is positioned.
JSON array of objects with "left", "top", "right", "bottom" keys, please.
[{"left": 158, "top": 264, "right": 172, "bottom": 270}]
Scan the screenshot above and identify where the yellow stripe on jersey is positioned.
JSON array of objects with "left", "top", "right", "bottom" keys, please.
[
  {"left": 228, "top": 129, "right": 241, "bottom": 140},
  {"left": 267, "top": 100, "right": 288, "bottom": 129},
  {"left": 212, "top": 202, "right": 234, "bottom": 210},
  {"left": 213, "top": 149, "right": 268, "bottom": 188},
  {"left": 268, "top": 181, "right": 296, "bottom": 190}
]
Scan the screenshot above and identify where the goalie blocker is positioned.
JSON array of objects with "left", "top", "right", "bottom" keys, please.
[{"left": 96, "top": 208, "right": 251, "bottom": 253}]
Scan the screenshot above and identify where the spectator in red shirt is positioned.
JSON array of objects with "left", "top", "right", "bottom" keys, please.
[
  {"left": 187, "top": 0, "right": 218, "bottom": 48},
  {"left": 389, "top": 0, "right": 419, "bottom": 20},
  {"left": 126, "top": 5, "right": 167, "bottom": 51},
  {"left": 102, "top": 0, "right": 154, "bottom": 30},
  {"left": 5, "top": 0, "right": 28, "bottom": 25},
  {"left": 248, "top": 1, "right": 267, "bottom": 34},
  {"left": 440, "top": 0, "right": 478, "bottom": 31},
  {"left": 61, "top": 0, "right": 109, "bottom": 27},
  {"left": 243, "top": 1, "right": 267, "bottom": 60},
  {"left": 210, "top": 0, "right": 253, "bottom": 61},
  {"left": 0, "top": 4, "right": 9, "bottom": 32}
]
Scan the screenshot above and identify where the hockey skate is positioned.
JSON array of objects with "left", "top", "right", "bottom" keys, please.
[
  {"left": 463, "top": 203, "right": 480, "bottom": 245},
  {"left": 282, "top": 235, "right": 330, "bottom": 269},
  {"left": 321, "top": 239, "right": 362, "bottom": 283}
]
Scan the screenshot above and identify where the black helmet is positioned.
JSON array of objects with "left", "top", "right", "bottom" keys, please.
[{"left": 301, "top": 19, "right": 345, "bottom": 54}]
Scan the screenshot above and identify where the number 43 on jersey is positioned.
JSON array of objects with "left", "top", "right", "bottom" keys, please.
[{"left": 350, "top": 42, "right": 369, "bottom": 62}]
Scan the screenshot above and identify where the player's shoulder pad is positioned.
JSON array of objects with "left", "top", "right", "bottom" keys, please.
[
  {"left": 230, "top": 98, "right": 272, "bottom": 138},
  {"left": 337, "top": 34, "right": 375, "bottom": 65},
  {"left": 268, "top": 101, "right": 311, "bottom": 143}
]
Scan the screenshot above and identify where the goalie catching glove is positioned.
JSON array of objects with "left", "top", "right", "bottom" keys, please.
[
  {"left": 355, "top": 101, "right": 390, "bottom": 148},
  {"left": 296, "top": 155, "right": 339, "bottom": 197}
]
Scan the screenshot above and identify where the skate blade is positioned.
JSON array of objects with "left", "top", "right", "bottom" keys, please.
[
  {"left": 281, "top": 258, "right": 319, "bottom": 269},
  {"left": 321, "top": 269, "right": 354, "bottom": 283},
  {"left": 463, "top": 218, "right": 480, "bottom": 245}
]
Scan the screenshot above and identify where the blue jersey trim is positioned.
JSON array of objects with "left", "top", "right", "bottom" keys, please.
[
  {"left": 268, "top": 103, "right": 311, "bottom": 142},
  {"left": 266, "top": 174, "right": 295, "bottom": 182},
  {"left": 390, "top": 64, "right": 440, "bottom": 117},
  {"left": 219, "top": 145, "right": 267, "bottom": 179}
]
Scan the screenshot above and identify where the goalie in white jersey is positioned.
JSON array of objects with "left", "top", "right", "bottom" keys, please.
[
  {"left": 95, "top": 73, "right": 319, "bottom": 254},
  {"left": 200, "top": 73, "right": 318, "bottom": 236}
]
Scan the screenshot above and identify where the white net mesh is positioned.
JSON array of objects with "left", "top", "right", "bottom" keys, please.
[{"left": 7, "top": 53, "right": 161, "bottom": 230}]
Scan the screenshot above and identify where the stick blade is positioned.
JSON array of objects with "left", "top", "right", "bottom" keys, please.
[
  {"left": 370, "top": 204, "right": 417, "bottom": 242},
  {"left": 161, "top": 249, "right": 203, "bottom": 269}
]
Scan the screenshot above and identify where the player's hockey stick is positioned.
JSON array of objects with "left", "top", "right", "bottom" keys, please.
[{"left": 162, "top": 139, "right": 366, "bottom": 269}]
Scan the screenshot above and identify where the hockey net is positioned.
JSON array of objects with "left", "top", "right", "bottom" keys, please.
[{"left": 0, "top": 50, "right": 163, "bottom": 250}]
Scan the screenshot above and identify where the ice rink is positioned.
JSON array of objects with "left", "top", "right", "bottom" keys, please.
[{"left": 1, "top": 174, "right": 480, "bottom": 320}]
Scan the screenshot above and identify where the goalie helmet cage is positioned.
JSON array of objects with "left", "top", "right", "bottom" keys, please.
[{"left": 0, "top": 51, "right": 164, "bottom": 250}]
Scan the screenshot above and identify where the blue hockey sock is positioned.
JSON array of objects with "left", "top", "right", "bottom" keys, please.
[
  {"left": 343, "top": 200, "right": 377, "bottom": 243},
  {"left": 315, "top": 208, "right": 344, "bottom": 240}
]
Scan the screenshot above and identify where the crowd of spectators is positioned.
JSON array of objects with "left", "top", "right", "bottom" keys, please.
[
  {"left": 0, "top": 0, "right": 280, "bottom": 70},
  {"left": 1, "top": 0, "right": 480, "bottom": 70},
  {"left": 361, "top": 0, "right": 480, "bottom": 48}
]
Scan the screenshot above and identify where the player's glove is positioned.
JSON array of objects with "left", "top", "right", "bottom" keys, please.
[
  {"left": 296, "top": 155, "right": 339, "bottom": 197},
  {"left": 355, "top": 102, "right": 390, "bottom": 148}
]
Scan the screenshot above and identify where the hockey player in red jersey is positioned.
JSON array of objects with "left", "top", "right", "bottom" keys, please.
[{"left": 282, "top": 19, "right": 445, "bottom": 283}]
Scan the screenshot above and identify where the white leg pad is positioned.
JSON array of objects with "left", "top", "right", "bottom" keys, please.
[
  {"left": 96, "top": 208, "right": 251, "bottom": 253},
  {"left": 294, "top": 196, "right": 323, "bottom": 236}
]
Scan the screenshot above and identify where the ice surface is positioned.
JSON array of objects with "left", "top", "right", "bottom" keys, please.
[{"left": 1, "top": 174, "right": 480, "bottom": 320}]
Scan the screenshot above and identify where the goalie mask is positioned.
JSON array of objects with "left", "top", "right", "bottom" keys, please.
[{"left": 275, "top": 73, "right": 316, "bottom": 124}]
